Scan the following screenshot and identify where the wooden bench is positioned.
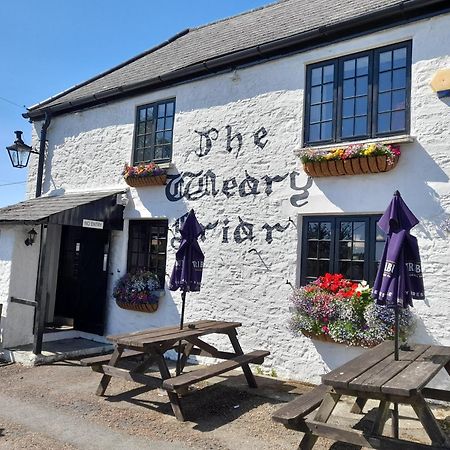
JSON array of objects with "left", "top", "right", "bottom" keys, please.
[
  {"left": 163, "top": 350, "right": 270, "bottom": 393},
  {"left": 272, "top": 384, "right": 328, "bottom": 429},
  {"left": 80, "top": 350, "right": 145, "bottom": 372}
]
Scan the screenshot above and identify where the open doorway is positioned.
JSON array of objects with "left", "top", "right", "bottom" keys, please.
[{"left": 53, "top": 225, "right": 110, "bottom": 335}]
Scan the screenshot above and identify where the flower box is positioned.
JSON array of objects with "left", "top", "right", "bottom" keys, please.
[
  {"left": 122, "top": 162, "right": 167, "bottom": 187},
  {"left": 299, "top": 143, "right": 400, "bottom": 178},
  {"left": 124, "top": 174, "right": 167, "bottom": 187},
  {"left": 113, "top": 271, "right": 163, "bottom": 314}
]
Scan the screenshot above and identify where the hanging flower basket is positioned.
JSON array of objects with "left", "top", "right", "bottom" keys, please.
[
  {"left": 113, "top": 270, "right": 162, "bottom": 313},
  {"left": 122, "top": 162, "right": 167, "bottom": 187},
  {"left": 289, "top": 273, "right": 415, "bottom": 348},
  {"left": 299, "top": 143, "right": 400, "bottom": 178}
]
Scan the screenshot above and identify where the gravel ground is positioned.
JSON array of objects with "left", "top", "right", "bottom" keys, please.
[{"left": 0, "top": 360, "right": 449, "bottom": 449}]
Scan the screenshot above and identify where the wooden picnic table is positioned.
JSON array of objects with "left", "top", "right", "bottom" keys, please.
[
  {"left": 273, "top": 341, "right": 450, "bottom": 449},
  {"left": 82, "top": 320, "right": 269, "bottom": 421}
]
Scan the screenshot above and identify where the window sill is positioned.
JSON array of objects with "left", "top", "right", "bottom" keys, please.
[
  {"left": 158, "top": 162, "right": 174, "bottom": 170},
  {"left": 298, "top": 135, "right": 414, "bottom": 154}
]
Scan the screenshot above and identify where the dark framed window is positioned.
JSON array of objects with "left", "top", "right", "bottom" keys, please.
[
  {"left": 133, "top": 99, "right": 175, "bottom": 164},
  {"left": 304, "top": 41, "right": 411, "bottom": 145},
  {"left": 127, "top": 220, "right": 168, "bottom": 288},
  {"left": 300, "top": 215, "right": 385, "bottom": 285}
]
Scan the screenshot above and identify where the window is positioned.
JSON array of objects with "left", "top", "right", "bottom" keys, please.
[
  {"left": 301, "top": 215, "right": 385, "bottom": 285},
  {"left": 127, "top": 220, "right": 168, "bottom": 288},
  {"left": 133, "top": 99, "right": 175, "bottom": 164},
  {"left": 304, "top": 41, "right": 411, "bottom": 145}
]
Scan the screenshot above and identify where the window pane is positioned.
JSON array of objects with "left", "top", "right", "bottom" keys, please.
[
  {"left": 343, "top": 79, "right": 355, "bottom": 98},
  {"left": 343, "top": 99, "right": 354, "bottom": 118},
  {"left": 156, "top": 132, "right": 164, "bottom": 145},
  {"left": 311, "top": 67, "right": 322, "bottom": 86},
  {"left": 165, "top": 116, "right": 174, "bottom": 130},
  {"left": 322, "top": 83, "right": 333, "bottom": 102},
  {"left": 309, "top": 124, "right": 320, "bottom": 142},
  {"left": 379, "top": 72, "right": 392, "bottom": 92},
  {"left": 392, "top": 90, "right": 406, "bottom": 110},
  {"left": 342, "top": 118, "right": 354, "bottom": 137},
  {"left": 353, "top": 222, "right": 365, "bottom": 241},
  {"left": 157, "top": 103, "right": 166, "bottom": 117},
  {"left": 156, "top": 118, "right": 165, "bottom": 131},
  {"left": 355, "top": 97, "right": 368, "bottom": 116},
  {"left": 318, "top": 241, "right": 331, "bottom": 259},
  {"left": 354, "top": 117, "right": 367, "bottom": 135},
  {"left": 318, "top": 223, "right": 331, "bottom": 240},
  {"left": 340, "top": 222, "right": 352, "bottom": 241},
  {"left": 321, "top": 122, "right": 332, "bottom": 140},
  {"left": 339, "top": 241, "right": 351, "bottom": 260},
  {"left": 307, "top": 241, "right": 318, "bottom": 258},
  {"left": 393, "top": 48, "right": 407, "bottom": 68},
  {"left": 339, "top": 261, "right": 352, "bottom": 279},
  {"left": 322, "top": 102, "right": 333, "bottom": 121},
  {"left": 392, "top": 68, "right": 406, "bottom": 89},
  {"left": 311, "top": 86, "right": 321, "bottom": 104},
  {"left": 356, "top": 76, "right": 368, "bottom": 96},
  {"left": 343, "top": 59, "right": 355, "bottom": 79},
  {"left": 166, "top": 102, "right": 174, "bottom": 116},
  {"left": 323, "top": 65, "right": 334, "bottom": 83},
  {"left": 138, "top": 122, "right": 146, "bottom": 135},
  {"left": 353, "top": 242, "right": 365, "bottom": 260},
  {"left": 164, "top": 131, "right": 173, "bottom": 143},
  {"left": 139, "top": 108, "right": 146, "bottom": 121},
  {"left": 318, "top": 260, "right": 330, "bottom": 276},
  {"left": 306, "top": 259, "right": 317, "bottom": 277},
  {"left": 378, "top": 113, "right": 391, "bottom": 133},
  {"left": 376, "top": 241, "right": 385, "bottom": 261},
  {"left": 310, "top": 105, "right": 321, "bottom": 123},
  {"left": 379, "top": 51, "right": 392, "bottom": 72},
  {"left": 137, "top": 136, "right": 145, "bottom": 149},
  {"left": 351, "top": 262, "right": 364, "bottom": 280},
  {"left": 308, "top": 222, "right": 318, "bottom": 239},
  {"left": 356, "top": 57, "right": 369, "bottom": 76},
  {"left": 391, "top": 110, "right": 406, "bottom": 131},
  {"left": 378, "top": 92, "right": 391, "bottom": 113}
]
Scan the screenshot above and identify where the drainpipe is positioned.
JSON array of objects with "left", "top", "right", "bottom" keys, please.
[{"left": 35, "top": 111, "right": 51, "bottom": 198}]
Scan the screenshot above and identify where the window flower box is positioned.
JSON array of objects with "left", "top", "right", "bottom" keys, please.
[
  {"left": 113, "top": 270, "right": 163, "bottom": 313},
  {"left": 123, "top": 163, "right": 167, "bottom": 187},
  {"left": 289, "top": 273, "right": 415, "bottom": 348},
  {"left": 299, "top": 143, "right": 400, "bottom": 178}
]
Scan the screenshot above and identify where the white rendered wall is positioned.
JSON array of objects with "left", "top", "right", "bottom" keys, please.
[
  {"left": 0, "top": 225, "right": 40, "bottom": 348},
  {"left": 27, "top": 13, "right": 450, "bottom": 383}
]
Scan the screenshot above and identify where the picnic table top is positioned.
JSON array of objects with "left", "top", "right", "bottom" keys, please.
[
  {"left": 107, "top": 320, "right": 242, "bottom": 349},
  {"left": 322, "top": 341, "right": 450, "bottom": 397}
]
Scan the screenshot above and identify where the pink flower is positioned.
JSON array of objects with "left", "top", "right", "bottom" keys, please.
[{"left": 322, "top": 325, "right": 329, "bottom": 334}]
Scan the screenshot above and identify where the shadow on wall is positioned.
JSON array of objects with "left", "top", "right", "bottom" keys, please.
[
  {"left": 312, "top": 140, "right": 448, "bottom": 233},
  {"left": 311, "top": 339, "right": 367, "bottom": 371}
]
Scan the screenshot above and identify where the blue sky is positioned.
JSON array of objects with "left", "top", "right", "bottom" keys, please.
[{"left": 0, "top": 0, "right": 271, "bottom": 207}]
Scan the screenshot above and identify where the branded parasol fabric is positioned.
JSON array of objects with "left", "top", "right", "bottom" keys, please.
[
  {"left": 372, "top": 190, "right": 425, "bottom": 309},
  {"left": 168, "top": 209, "right": 204, "bottom": 375}
]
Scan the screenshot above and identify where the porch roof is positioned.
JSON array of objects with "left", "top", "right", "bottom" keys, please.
[{"left": 0, "top": 190, "right": 126, "bottom": 230}]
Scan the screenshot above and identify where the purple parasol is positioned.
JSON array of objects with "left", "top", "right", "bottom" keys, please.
[
  {"left": 169, "top": 209, "right": 204, "bottom": 375},
  {"left": 372, "top": 191, "right": 425, "bottom": 438}
]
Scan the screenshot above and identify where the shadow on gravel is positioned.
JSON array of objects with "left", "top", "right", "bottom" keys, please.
[{"left": 102, "top": 373, "right": 289, "bottom": 430}]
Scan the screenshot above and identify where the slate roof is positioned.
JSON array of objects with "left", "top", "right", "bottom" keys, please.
[
  {"left": 26, "top": 0, "right": 447, "bottom": 118},
  {"left": 0, "top": 190, "right": 123, "bottom": 223}
]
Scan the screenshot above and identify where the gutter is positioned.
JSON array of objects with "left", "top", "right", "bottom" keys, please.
[
  {"left": 24, "top": 0, "right": 450, "bottom": 121},
  {"left": 35, "top": 111, "right": 51, "bottom": 198}
]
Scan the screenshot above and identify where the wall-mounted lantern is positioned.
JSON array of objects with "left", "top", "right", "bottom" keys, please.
[
  {"left": 25, "top": 228, "right": 37, "bottom": 246},
  {"left": 6, "top": 131, "right": 38, "bottom": 168},
  {"left": 431, "top": 68, "right": 450, "bottom": 98}
]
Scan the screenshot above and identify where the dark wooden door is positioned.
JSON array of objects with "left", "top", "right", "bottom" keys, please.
[{"left": 55, "top": 226, "right": 109, "bottom": 335}]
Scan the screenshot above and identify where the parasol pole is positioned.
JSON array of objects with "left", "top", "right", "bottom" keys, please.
[
  {"left": 392, "top": 305, "right": 400, "bottom": 438},
  {"left": 176, "top": 289, "right": 187, "bottom": 376}
]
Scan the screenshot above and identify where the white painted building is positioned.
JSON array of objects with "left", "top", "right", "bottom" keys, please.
[{"left": 1, "top": 0, "right": 449, "bottom": 383}]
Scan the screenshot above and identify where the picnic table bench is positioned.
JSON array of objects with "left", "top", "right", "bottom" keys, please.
[
  {"left": 273, "top": 341, "right": 450, "bottom": 449},
  {"left": 82, "top": 320, "right": 269, "bottom": 421}
]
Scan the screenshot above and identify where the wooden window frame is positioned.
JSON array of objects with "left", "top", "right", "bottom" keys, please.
[
  {"left": 300, "top": 215, "right": 384, "bottom": 286},
  {"left": 304, "top": 41, "right": 411, "bottom": 146},
  {"left": 127, "top": 219, "right": 169, "bottom": 288},
  {"left": 133, "top": 98, "right": 176, "bottom": 165}
]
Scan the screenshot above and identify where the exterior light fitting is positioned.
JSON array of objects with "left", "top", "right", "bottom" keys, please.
[
  {"left": 6, "top": 131, "right": 38, "bottom": 168},
  {"left": 430, "top": 68, "right": 450, "bottom": 98},
  {"left": 25, "top": 228, "right": 37, "bottom": 246}
]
